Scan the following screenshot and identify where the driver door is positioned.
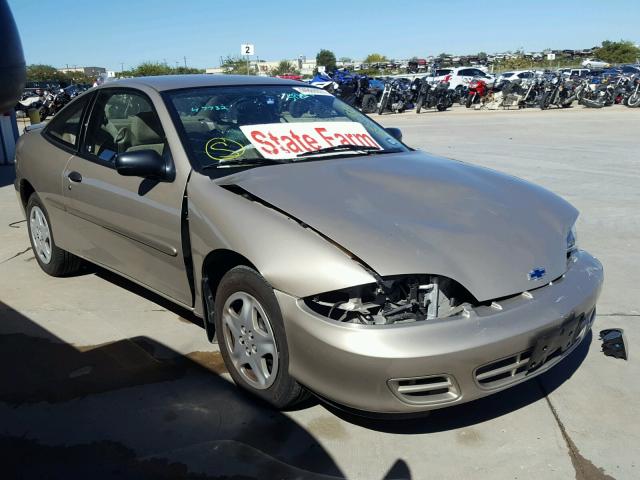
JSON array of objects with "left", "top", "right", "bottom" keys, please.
[{"left": 63, "top": 88, "right": 192, "bottom": 306}]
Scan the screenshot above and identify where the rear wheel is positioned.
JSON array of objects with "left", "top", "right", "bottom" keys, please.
[
  {"left": 214, "top": 266, "right": 308, "bottom": 409},
  {"left": 26, "top": 193, "right": 83, "bottom": 276}
]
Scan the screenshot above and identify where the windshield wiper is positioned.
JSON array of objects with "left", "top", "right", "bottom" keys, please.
[
  {"left": 201, "top": 158, "right": 287, "bottom": 170},
  {"left": 295, "top": 144, "right": 382, "bottom": 159}
]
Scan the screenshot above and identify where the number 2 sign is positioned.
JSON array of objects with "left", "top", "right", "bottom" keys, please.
[{"left": 241, "top": 44, "right": 255, "bottom": 56}]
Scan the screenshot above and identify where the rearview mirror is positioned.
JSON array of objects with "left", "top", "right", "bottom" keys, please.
[
  {"left": 115, "top": 150, "right": 169, "bottom": 180},
  {"left": 385, "top": 127, "right": 402, "bottom": 142}
]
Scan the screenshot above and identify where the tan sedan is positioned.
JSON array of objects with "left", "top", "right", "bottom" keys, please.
[{"left": 14, "top": 75, "right": 603, "bottom": 414}]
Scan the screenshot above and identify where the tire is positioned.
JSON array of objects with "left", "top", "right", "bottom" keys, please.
[
  {"left": 26, "top": 193, "right": 83, "bottom": 276},
  {"left": 437, "top": 104, "right": 447, "bottom": 111},
  {"left": 214, "top": 266, "right": 308, "bottom": 409},
  {"left": 361, "top": 94, "right": 377, "bottom": 113},
  {"left": 415, "top": 95, "right": 423, "bottom": 113},
  {"left": 627, "top": 93, "right": 640, "bottom": 108},
  {"left": 540, "top": 92, "right": 552, "bottom": 110},
  {"left": 465, "top": 93, "right": 474, "bottom": 108},
  {"left": 38, "top": 107, "right": 48, "bottom": 121}
]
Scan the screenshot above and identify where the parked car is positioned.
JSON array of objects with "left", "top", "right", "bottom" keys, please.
[
  {"left": 620, "top": 65, "right": 640, "bottom": 76},
  {"left": 497, "top": 70, "right": 535, "bottom": 83},
  {"left": 581, "top": 58, "right": 611, "bottom": 69},
  {"left": 559, "top": 68, "right": 590, "bottom": 78},
  {"left": 14, "top": 75, "right": 603, "bottom": 414},
  {"left": 433, "top": 67, "right": 496, "bottom": 90}
]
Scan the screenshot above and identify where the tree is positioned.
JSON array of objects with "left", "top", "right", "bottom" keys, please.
[
  {"left": 316, "top": 49, "right": 336, "bottom": 72},
  {"left": 117, "top": 62, "right": 204, "bottom": 78},
  {"left": 594, "top": 40, "right": 640, "bottom": 64},
  {"left": 364, "top": 53, "right": 388, "bottom": 64},
  {"left": 221, "top": 55, "right": 254, "bottom": 74},
  {"left": 26, "top": 64, "right": 92, "bottom": 85},
  {"left": 26, "top": 64, "right": 63, "bottom": 82},
  {"left": 271, "top": 60, "right": 299, "bottom": 76},
  {"left": 130, "top": 62, "right": 173, "bottom": 77}
]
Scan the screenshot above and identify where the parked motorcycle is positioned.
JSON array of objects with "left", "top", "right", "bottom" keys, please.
[
  {"left": 466, "top": 79, "right": 489, "bottom": 108},
  {"left": 624, "top": 76, "right": 640, "bottom": 107},
  {"left": 378, "top": 78, "right": 413, "bottom": 114},
  {"left": 540, "top": 74, "right": 574, "bottom": 109},
  {"left": 413, "top": 78, "right": 453, "bottom": 112},
  {"left": 579, "top": 80, "right": 616, "bottom": 108}
]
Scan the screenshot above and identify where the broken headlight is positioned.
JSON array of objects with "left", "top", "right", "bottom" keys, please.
[{"left": 304, "top": 275, "right": 478, "bottom": 326}]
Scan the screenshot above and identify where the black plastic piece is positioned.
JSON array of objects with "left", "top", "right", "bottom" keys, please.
[
  {"left": 599, "top": 329, "right": 628, "bottom": 360},
  {"left": 67, "top": 171, "right": 82, "bottom": 183},
  {"left": 385, "top": 127, "right": 403, "bottom": 142},
  {"left": 115, "top": 150, "right": 170, "bottom": 180},
  {"left": 0, "top": 0, "right": 26, "bottom": 113}
]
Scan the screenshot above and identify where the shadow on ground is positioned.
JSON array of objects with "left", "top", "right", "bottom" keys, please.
[
  {"left": 87, "top": 264, "right": 590, "bottom": 436},
  {"left": 0, "top": 301, "right": 346, "bottom": 479},
  {"left": 0, "top": 165, "right": 16, "bottom": 188}
]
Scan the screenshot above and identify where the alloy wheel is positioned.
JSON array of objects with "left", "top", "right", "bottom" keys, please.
[
  {"left": 222, "top": 291, "right": 279, "bottom": 389},
  {"left": 29, "top": 205, "right": 52, "bottom": 264}
]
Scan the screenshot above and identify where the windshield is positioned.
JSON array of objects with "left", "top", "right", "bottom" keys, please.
[{"left": 164, "top": 85, "right": 408, "bottom": 173}]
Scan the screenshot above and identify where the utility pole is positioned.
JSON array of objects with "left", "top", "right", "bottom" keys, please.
[
  {"left": 183, "top": 56, "right": 187, "bottom": 68},
  {"left": 120, "top": 62, "right": 124, "bottom": 73}
]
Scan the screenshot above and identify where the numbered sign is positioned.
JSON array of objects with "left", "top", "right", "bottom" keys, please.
[{"left": 241, "top": 44, "right": 255, "bottom": 56}]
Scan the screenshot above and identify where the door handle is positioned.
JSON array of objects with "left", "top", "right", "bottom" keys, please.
[{"left": 68, "top": 171, "right": 82, "bottom": 183}]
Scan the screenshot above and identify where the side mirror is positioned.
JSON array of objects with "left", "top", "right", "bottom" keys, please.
[
  {"left": 115, "top": 149, "right": 168, "bottom": 180},
  {"left": 385, "top": 127, "right": 403, "bottom": 142}
]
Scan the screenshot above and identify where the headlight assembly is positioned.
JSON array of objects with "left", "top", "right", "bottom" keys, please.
[{"left": 304, "top": 275, "right": 477, "bottom": 326}]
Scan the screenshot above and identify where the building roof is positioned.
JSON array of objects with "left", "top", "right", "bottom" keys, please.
[{"left": 101, "top": 74, "right": 303, "bottom": 92}]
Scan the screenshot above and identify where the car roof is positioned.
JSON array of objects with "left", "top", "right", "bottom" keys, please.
[{"left": 93, "top": 74, "right": 305, "bottom": 92}]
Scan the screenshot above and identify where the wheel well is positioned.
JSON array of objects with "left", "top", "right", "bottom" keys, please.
[
  {"left": 20, "top": 179, "right": 35, "bottom": 208},
  {"left": 203, "top": 249, "right": 257, "bottom": 301},
  {"left": 201, "top": 249, "right": 257, "bottom": 342}
]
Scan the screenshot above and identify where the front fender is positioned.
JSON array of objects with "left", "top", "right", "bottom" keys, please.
[{"left": 187, "top": 172, "right": 375, "bottom": 317}]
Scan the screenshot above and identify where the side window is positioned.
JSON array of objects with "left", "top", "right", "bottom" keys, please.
[
  {"left": 82, "top": 90, "right": 166, "bottom": 164},
  {"left": 45, "top": 95, "right": 90, "bottom": 148}
]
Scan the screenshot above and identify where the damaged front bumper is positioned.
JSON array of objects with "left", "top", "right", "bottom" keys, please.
[{"left": 275, "top": 250, "right": 603, "bottom": 414}]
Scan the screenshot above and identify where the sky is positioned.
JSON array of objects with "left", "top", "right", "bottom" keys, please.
[{"left": 8, "top": 0, "right": 640, "bottom": 72}]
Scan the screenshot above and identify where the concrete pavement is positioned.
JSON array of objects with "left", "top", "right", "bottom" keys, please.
[{"left": 0, "top": 105, "right": 637, "bottom": 479}]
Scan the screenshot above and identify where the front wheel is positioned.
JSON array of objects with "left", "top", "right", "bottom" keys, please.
[
  {"left": 415, "top": 95, "right": 424, "bottom": 113},
  {"left": 378, "top": 92, "right": 389, "bottom": 115},
  {"left": 465, "top": 93, "right": 474, "bottom": 108},
  {"left": 540, "top": 92, "right": 552, "bottom": 110},
  {"left": 26, "top": 193, "right": 83, "bottom": 276},
  {"left": 627, "top": 92, "right": 640, "bottom": 108},
  {"left": 214, "top": 266, "right": 308, "bottom": 409}
]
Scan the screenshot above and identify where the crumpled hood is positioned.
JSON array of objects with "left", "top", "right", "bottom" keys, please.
[{"left": 218, "top": 151, "right": 577, "bottom": 301}]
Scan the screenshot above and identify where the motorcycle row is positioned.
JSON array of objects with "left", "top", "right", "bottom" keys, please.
[
  {"left": 14, "top": 85, "right": 86, "bottom": 120},
  {"left": 310, "top": 70, "right": 640, "bottom": 115},
  {"left": 465, "top": 73, "right": 640, "bottom": 111}
]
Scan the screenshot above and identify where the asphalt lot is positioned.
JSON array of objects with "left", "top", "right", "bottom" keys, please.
[{"left": 1, "top": 105, "right": 638, "bottom": 479}]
